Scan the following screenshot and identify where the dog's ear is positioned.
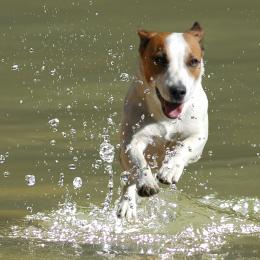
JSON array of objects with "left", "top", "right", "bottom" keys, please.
[
  {"left": 137, "top": 29, "right": 156, "bottom": 54},
  {"left": 188, "top": 22, "right": 204, "bottom": 43}
]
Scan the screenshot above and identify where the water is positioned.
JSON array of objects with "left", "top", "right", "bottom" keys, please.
[
  {"left": 25, "top": 175, "right": 36, "bottom": 186},
  {"left": 0, "top": 0, "right": 260, "bottom": 259},
  {"left": 73, "top": 177, "right": 82, "bottom": 189}
]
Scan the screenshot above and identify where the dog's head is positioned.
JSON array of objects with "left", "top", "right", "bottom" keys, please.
[{"left": 138, "top": 22, "right": 204, "bottom": 119}]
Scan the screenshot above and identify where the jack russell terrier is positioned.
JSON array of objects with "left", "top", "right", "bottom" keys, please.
[{"left": 117, "top": 22, "right": 208, "bottom": 219}]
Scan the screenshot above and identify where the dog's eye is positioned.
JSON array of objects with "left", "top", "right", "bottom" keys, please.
[
  {"left": 188, "top": 58, "right": 201, "bottom": 67},
  {"left": 153, "top": 53, "right": 168, "bottom": 67}
]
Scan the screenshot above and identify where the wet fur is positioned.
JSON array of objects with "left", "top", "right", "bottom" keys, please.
[{"left": 117, "top": 22, "right": 208, "bottom": 219}]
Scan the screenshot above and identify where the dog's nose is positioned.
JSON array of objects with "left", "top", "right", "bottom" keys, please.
[{"left": 169, "top": 86, "right": 186, "bottom": 101}]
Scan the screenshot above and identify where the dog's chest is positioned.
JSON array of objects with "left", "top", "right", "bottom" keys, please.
[
  {"left": 160, "top": 119, "right": 183, "bottom": 141},
  {"left": 159, "top": 113, "right": 198, "bottom": 141}
]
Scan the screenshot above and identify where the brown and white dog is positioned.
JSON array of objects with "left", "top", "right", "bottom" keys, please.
[{"left": 117, "top": 22, "right": 208, "bottom": 219}]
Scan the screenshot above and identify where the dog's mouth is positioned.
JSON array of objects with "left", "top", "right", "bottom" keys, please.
[{"left": 156, "top": 88, "right": 184, "bottom": 119}]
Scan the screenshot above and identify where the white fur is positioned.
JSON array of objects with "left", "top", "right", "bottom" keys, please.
[
  {"left": 155, "top": 33, "right": 204, "bottom": 103},
  {"left": 117, "top": 32, "right": 208, "bottom": 220}
]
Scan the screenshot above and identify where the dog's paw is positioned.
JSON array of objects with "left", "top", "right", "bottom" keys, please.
[
  {"left": 117, "top": 194, "right": 137, "bottom": 220},
  {"left": 117, "top": 185, "right": 137, "bottom": 220},
  {"left": 137, "top": 176, "right": 160, "bottom": 197},
  {"left": 157, "top": 161, "right": 184, "bottom": 185}
]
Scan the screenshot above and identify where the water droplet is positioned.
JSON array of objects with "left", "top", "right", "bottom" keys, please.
[
  {"left": 144, "top": 88, "right": 150, "bottom": 94},
  {"left": 107, "top": 117, "right": 113, "bottom": 125},
  {"left": 0, "top": 155, "right": 5, "bottom": 164},
  {"left": 108, "top": 96, "right": 114, "bottom": 104},
  {"left": 99, "top": 141, "right": 115, "bottom": 163},
  {"left": 3, "top": 171, "right": 10, "bottom": 177},
  {"left": 50, "top": 139, "right": 56, "bottom": 146},
  {"left": 83, "top": 121, "right": 87, "bottom": 128},
  {"left": 73, "top": 177, "right": 82, "bottom": 189},
  {"left": 119, "top": 73, "right": 129, "bottom": 82},
  {"left": 70, "top": 128, "right": 76, "bottom": 136},
  {"left": 25, "top": 175, "right": 36, "bottom": 186},
  {"left": 120, "top": 172, "right": 129, "bottom": 186},
  {"left": 48, "top": 118, "right": 59, "bottom": 128},
  {"left": 92, "top": 159, "right": 102, "bottom": 169},
  {"left": 11, "top": 64, "right": 19, "bottom": 71},
  {"left": 68, "top": 163, "right": 76, "bottom": 170},
  {"left": 66, "top": 105, "right": 72, "bottom": 112},
  {"left": 50, "top": 68, "right": 56, "bottom": 76},
  {"left": 58, "top": 173, "right": 64, "bottom": 187},
  {"left": 26, "top": 206, "right": 33, "bottom": 212}
]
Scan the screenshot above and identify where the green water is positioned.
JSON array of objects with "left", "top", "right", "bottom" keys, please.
[{"left": 0, "top": 0, "right": 260, "bottom": 259}]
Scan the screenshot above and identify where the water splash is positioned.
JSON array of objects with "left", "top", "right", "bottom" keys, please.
[
  {"left": 8, "top": 191, "right": 260, "bottom": 257},
  {"left": 199, "top": 194, "right": 260, "bottom": 221},
  {"left": 99, "top": 141, "right": 114, "bottom": 163}
]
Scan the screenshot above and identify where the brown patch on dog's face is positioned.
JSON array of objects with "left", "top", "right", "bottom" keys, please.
[
  {"left": 138, "top": 30, "right": 171, "bottom": 83},
  {"left": 138, "top": 22, "right": 205, "bottom": 83},
  {"left": 187, "top": 21, "right": 204, "bottom": 44},
  {"left": 183, "top": 33, "right": 203, "bottom": 79},
  {"left": 183, "top": 22, "right": 205, "bottom": 79}
]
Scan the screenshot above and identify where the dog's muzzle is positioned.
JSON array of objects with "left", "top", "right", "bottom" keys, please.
[
  {"left": 156, "top": 88, "right": 184, "bottom": 119},
  {"left": 169, "top": 85, "right": 186, "bottom": 102}
]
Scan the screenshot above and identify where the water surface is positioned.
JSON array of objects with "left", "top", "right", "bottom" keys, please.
[{"left": 0, "top": 0, "right": 260, "bottom": 259}]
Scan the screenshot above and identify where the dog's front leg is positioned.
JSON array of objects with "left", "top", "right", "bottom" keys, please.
[
  {"left": 157, "top": 133, "right": 208, "bottom": 184},
  {"left": 128, "top": 136, "right": 160, "bottom": 197},
  {"left": 117, "top": 135, "right": 159, "bottom": 219},
  {"left": 117, "top": 183, "right": 137, "bottom": 220}
]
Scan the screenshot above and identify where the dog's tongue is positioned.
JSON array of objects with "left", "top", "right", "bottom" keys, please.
[{"left": 164, "top": 102, "right": 184, "bottom": 118}]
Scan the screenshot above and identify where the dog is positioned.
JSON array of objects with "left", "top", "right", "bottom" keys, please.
[{"left": 117, "top": 22, "right": 208, "bottom": 219}]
